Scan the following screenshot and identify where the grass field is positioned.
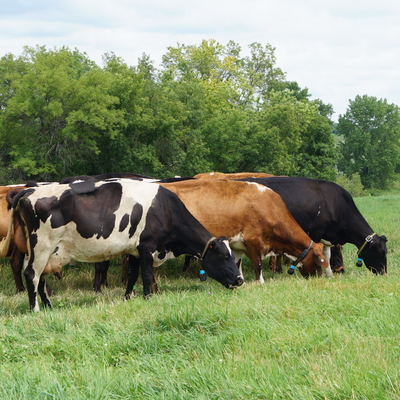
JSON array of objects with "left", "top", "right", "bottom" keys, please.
[{"left": 0, "top": 194, "right": 399, "bottom": 399}]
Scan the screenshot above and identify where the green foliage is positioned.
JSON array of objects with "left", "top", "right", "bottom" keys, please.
[
  {"left": 337, "top": 95, "right": 400, "bottom": 189},
  {"left": 336, "top": 173, "right": 366, "bottom": 197},
  {"left": 0, "top": 42, "right": 344, "bottom": 183},
  {"left": 0, "top": 46, "right": 125, "bottom": 182}
]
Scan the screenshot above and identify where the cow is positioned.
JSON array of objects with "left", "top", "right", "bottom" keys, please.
[
  {"left": 0, "top": 179, "right": 243, "bottom": 311},
  {"left": 268, "top": 244, "right": 344, "bottom": 274},
  {"left": 237, "top": 177, "right": 387, "bottom": 274},
  {"left": 150, "top": 179, "right": 329, "bottom": 286},
  {"left": 194, "top": 172, "right": 347, "bottom": 275},
  {"left": 0, "top": 184, "right": 60, "bottom": 294}
]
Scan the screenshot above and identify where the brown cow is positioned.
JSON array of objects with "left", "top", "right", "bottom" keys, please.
[
  {"left": 194, "top": 172, "right": 346, "bottom": 276},
  {"left": 158, "top": 179, "right": 329, "bottom": 282},
  {"left": 0, "top": 185, "right": 26, "bottom": 292}
]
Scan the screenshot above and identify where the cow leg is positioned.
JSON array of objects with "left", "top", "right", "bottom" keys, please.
[
  {"left": 331, "top": 244, "right": 345, "bottom": 273},
  {"left": 9, "top": 246, "right": 25, "bottom": 293},
  {"left": 323, "top": 246, "right": 334, "bottom": 277},
  {"left": 182, "top": 255, "right": 192, "bottom": 272},
  {"left": 140, "top": 252, "right": 155, "bottom": 299},
  {"left": 24, "top": 263, "right": 40, "bottom": 312},
  {"left": 93, "top": 261, "right": 110, "bottom": 293},
  {"left": 37, "top": 275, "right": 52, "bottom": 308},
  {"left": 269, "top": 255, "right": 283, "bottom": 273},
  {"left": 247, "top": 249, "right": 264, "bottom": 284},
  {"left": 124, "top": 256, "right": 141, "bottom": 300},
  {"left": 151, "top": 275, "right": 159, "bottom": 294}
]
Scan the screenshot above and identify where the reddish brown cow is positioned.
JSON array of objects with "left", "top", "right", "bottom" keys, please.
[
  {"left": 0, "top": 185, "right": 33, "bottom": 292},
  {"left": 158, "top": 179, "right": 329, "bottom": 282}
]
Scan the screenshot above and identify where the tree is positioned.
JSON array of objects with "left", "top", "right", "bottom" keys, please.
[
  {"left": 0, "top": 46, "right": 125, "bottom": 183},
  {"left": 337, "top": 95, "right": 400, "bottom": 189}
]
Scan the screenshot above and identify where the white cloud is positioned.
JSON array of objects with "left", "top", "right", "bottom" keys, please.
[{"left": 1, "top": 0, "right": 400, "bottom": 120}]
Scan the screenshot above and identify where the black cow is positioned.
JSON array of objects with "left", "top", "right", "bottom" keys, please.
[
  {"left": 0, "top": 179, "right": 243, "bottom": 311},
  {"left": 239, "top": 177, "right": 387, "bottom": 274}
]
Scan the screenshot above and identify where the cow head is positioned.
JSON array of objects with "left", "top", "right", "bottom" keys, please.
[
  {"left": 200, "top": 237, "right": 244, "bottom": 288},
  {"left": 298, "top": 242, "right": 329, "bottom": 278},
  {"left": 359, "top": 234, "right": 387, "bottom": 275}
]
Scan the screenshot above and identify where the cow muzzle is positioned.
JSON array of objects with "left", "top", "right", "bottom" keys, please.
[{"left": 228, "top": 275, "right": 244, "bottom": 289}]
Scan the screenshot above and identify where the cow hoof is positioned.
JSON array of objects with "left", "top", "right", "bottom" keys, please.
[
  {"left": 333, "top": 266, "right": 345, "bottom": 273},
  {"left": 143, "top": 294, "right": 152, "bottom": 300},
  {"left": 124, "top": 290, "right": 137, "bottom": 300}
]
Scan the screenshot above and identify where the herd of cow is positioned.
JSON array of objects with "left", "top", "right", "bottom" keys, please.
[{"left": 0, "top": 172, "right": 388, "bottom": 311}]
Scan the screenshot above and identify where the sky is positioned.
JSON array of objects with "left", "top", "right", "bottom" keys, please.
[{"left": 1, "top": 0, "right": 400, "bottom": 121}]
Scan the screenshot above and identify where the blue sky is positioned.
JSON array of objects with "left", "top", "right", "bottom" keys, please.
[{"left": 1, "top": 0, "right": 399, "bottom": 121}]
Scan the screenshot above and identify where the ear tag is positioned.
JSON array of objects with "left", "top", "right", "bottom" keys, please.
[
  {"left": 356, "top": 258, "right": 363, "bottom": 267},
  {"left": 199, "top": 269, "right": 207, "bottom": 281},
  {"left": 288, "top": 265, "right": 296, "bottom": 275}
]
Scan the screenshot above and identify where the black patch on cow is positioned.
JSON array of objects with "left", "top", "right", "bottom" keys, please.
[
  {"left": 129, "top": 203, "right": 143, "bottom": 238},
  {"left": 157, "top": 250, "right": 167, "bottom": 260},
  {"left": 52, "top": 246, "right": 59, "bottom": 254},
  {"left": 34, "top": 182, "right": 123, "bottom": 239},
  {"left": 119, "top": 213, "right": 130, "bottom": 232}
]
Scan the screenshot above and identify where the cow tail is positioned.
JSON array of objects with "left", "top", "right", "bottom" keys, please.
[{"left": 0, "top": 207, "right": 14, "bottom": 258}]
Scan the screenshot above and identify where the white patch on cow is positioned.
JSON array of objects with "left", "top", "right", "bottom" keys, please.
[
  {"left": 228, "top": 233, "right": 247, "bottom": 252},
  {"left": 222, "top": 239, "right": 233, "bottom": 256},
  {"left": 322, "top": 245, "right": 334, "bottom": 277},
  {"left": 151, "top": 250, "right": 175, "bottom": 267},
  {"left": 259, "top": 271, "right": 265, "bottom": 285},
  {"left": 210, "top": 172, "right": 215, "bottom": 176},
  {"left": 26, "top": 180, "right": 161, "bottom": 273},
  {"left": 246, "top": 182, "right": 271, "bottom": 192}
]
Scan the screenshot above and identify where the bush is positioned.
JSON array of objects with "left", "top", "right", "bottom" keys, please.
[{"left": 336, "top": 173, "right": 366, "bottom": 197}]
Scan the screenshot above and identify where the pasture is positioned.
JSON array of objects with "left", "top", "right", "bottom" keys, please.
[{"left": 0, "top": 193, "right": 399, "bottom": 399}]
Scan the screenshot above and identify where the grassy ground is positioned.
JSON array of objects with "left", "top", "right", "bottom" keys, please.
[{"left": 0, "top": 194, "right": 399, "bottom": 399}]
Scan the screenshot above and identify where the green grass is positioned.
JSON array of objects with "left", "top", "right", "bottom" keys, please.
[{"left": 0, "top": 195, "right": 399, "bottom": 399}]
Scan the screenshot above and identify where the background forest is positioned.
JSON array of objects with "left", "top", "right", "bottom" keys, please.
[{"left": 0, "top": 40, "right": 399, "bottom": 189}]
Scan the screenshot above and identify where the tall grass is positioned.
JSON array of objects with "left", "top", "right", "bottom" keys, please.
[{"left": 0, "top": 194, "right": 399, "bottom": 399}]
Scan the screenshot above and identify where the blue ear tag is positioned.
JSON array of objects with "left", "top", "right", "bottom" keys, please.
[
  {"left": 199, "top": 269, "right": 207, "bottom": 281},
  {"left": 356, "top": 258, "right": 363, "bottom": 267},
  {"left": 288, "top": 265, "right": 296, "bottom": 275}
]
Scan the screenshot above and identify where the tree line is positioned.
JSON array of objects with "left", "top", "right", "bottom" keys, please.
[{"left": 0, "top": 40, "right": 399, "bottom": 188}]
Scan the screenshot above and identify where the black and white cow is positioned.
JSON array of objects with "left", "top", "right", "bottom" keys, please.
[
  {"left": 0, "top": 179, "right": 243, "bottom": 311},
  {"left": 238, "top": 176, "right": 387, "bottom": 274}
]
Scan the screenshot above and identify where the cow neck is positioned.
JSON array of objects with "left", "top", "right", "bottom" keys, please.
[
  {"left": 345, "top": 226, "right": 375, "bottom": 250},
  {"left": 357, "top": 232, "right": 376, "bottom": 257},
  {"left": 292, "top": 240, "right": 313, "bottom": 267},
  {"left": 288, "top": 240, "right": 313, "bottom": 274},
  {"left": 200, "top": 236, "right": 216, "bottom": 260}
]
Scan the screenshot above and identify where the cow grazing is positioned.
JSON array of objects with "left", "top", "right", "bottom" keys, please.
[
  {"left": 0, "top": 179, "right": 243, "bottom": 311},
  {"left": 194, "top": 172, "right": 347, "bottom": 275},
  {"left": 238, "top": 177, "right": 387, "bottom": 274},
  {"left": 156, "top": 179, "right": 329, "bottom": 284}
]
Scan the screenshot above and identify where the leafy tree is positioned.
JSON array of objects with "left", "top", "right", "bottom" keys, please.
[
  {"left": 337, "top": 95, "right": 400, "bottom": 189},
  {"left": 0, "top": 46, "right": 125, "bottom": 182}
]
